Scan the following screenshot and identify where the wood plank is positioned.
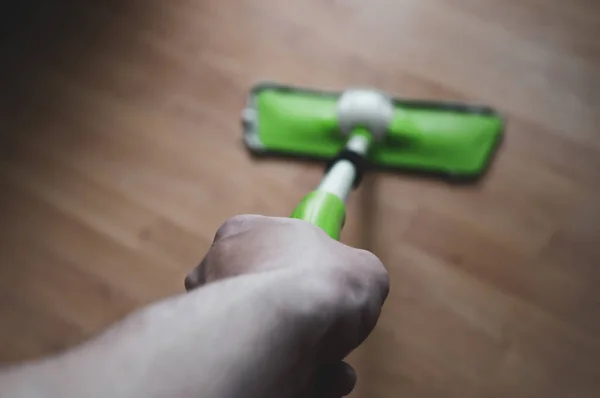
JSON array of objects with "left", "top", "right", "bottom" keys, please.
[{"left": 0, "top": 0, "right": 599, "bottom": 396}]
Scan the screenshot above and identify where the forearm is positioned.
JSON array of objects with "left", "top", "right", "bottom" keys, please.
[{"left": 1, "top": 269, "right": 331, "bottom": 398}]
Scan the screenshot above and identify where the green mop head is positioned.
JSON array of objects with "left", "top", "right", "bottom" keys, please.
[{"left": 243, "top": 82, "right": 503, "bottom": 179}]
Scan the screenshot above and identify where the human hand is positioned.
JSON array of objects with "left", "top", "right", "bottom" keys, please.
[{"left": 185, "top": 215, "right": 389, "bottom": 397}]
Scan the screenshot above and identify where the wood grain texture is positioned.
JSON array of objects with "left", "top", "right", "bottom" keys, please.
[{"left": 0, "top": 1, "right": 599, "bottom": 396}]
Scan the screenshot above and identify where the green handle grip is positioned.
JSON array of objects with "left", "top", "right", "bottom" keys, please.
[{"left": 291, "top": 191, "right": 346, "bottom": 240}]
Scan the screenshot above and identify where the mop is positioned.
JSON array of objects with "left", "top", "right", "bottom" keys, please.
[{"left": 242, "top": 82, "right": 503, "bottom": 239}]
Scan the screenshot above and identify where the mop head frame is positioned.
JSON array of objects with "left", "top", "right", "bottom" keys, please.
[{"left": 243, "top": 82, "right": 504, "bottom": 180}]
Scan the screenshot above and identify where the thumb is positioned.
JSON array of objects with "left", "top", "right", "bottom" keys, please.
[{"left": 315, "top": 361, "right": 357, "bottom": 397}]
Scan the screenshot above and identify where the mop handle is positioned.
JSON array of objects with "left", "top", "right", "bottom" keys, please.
[
  {"left": 290, "top": 130, "right": 372, "bottom": 240},
  {"left": 291, "top": 190, "right": 347, "bottom": 240}
]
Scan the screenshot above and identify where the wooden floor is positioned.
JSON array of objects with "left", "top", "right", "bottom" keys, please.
[{"left": 1, "top": 1, "right": 599, "bottom": 396}]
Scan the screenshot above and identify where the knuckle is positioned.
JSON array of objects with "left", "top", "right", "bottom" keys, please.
[
  {"left": 221, "top": 214, "right": 258, "bottom": 231},
  {"left": 356, "top": 249, "right": 384, "bottom": 272},
  {"left": 194, "top": 246, "right": 230, "bottom": 283},
  {"left": 215, "top": 214, "right": 263, "bottom": 241},
  {"left": 353, "top": 249, "right": 390, "bottom": 300},
  {"left": 210, "top": 234, "right": 236, "bottom": 257}
]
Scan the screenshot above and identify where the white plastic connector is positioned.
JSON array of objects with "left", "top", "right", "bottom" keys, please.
[{"left": 337, "top": 89, "right": 394, "bottom": 141}]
